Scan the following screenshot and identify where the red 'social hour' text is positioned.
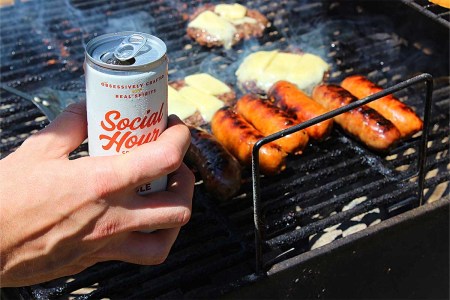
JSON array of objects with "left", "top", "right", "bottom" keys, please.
[{"left": 99, "top": 102, "right": 165, "bottom": 153}]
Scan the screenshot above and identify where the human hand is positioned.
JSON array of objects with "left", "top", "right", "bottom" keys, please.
[{"left": 0, "top": 102, "right": 194, "bottom": 287}]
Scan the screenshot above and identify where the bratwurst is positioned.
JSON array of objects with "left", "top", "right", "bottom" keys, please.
[
  {"left": 312, "top": 84, "right": 401, "bottom": 151},
  {"left": 185, "top": 126, "right": 242, "bottom": 200},
  {"left": 211, "top": 107, "right": 287, "bottom": 175},
  {"left": 268, "top": 81, "right": 333, "bottom": 140},
  {"left": 341, "top": 75, "right": 423, "bottom": 138},
  {"left": 235, "top": 94, "right": 309, "bottom": 154}
]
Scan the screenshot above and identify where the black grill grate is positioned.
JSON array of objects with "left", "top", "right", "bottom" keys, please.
[{"left": 0, "top": 0, "right": 449, "bottom": 298}]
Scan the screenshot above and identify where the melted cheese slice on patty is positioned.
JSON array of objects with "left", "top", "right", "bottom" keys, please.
[
  {"left": 257, "top": 52, "right": 303, "bottom": 92},
  {"left": 229, "top": 17, "right": 257, "bottom": 25},
  {"left": 188, "top": 4, "right": 259, "bottom": 49},
  {"left": 168, "top": 74, "right": 231, "bottom": 122},
  {"left": 185, "top": 73, "right": 231, "bottom": 95},
  {"left": 236, "top": 50, "right": 329, "bottom": 93},
  {"left": 235, "top": 50, "right": 278, "bottom": 84},
  {"left": 188, "top": 11, "right": 237, "bottom": 49},
  {"left": 168, "top": 86, "right": 197, "bottom": 120},
  {"left": 287, "top": 53, "right": 330, "bottom": 92},
  {"left": 178, "top": 86, "right": 224, "bottom": 122},
  {"left": 214, "top": 3, "right": 247, "bottom": 19},
  {"left": 215, "top": 4, "right": 257, "bottom": 25}
]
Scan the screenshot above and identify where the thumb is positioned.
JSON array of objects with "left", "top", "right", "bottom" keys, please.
[{"left": 36, "top": 101, "right": 87, "bottom": 158}]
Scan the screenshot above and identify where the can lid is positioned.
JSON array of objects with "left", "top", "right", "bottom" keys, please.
[{"left": 86, "top": 32, "right": 167, "bottom": 70}]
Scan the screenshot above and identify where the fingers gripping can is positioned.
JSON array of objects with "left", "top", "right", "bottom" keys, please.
[{"left": 85, "top": 32, "right": 168, "bottom": 195}]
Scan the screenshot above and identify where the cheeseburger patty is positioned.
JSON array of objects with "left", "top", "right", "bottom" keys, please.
[{"left": 187, "top": 4, "right": 269, "bottom": 48}]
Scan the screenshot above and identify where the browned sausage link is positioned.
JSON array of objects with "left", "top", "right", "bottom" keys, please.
[
  {"left": 268, "top": 80, "right": 333, "bottom": 140},
  {"left": 341, "top": 75, "right": 423, "bottom": 139},
  {"left": 235, "top": 94, "right": 309, "bottom": 154},
  {"left": 312, "top": 84, "right": 402, "bottom": 151},
  {"left": 211, "top": 107, "right": 287, "bottom": 175},
  {"left": 184, "top": 126, "right": 242, "bottom": 200}
]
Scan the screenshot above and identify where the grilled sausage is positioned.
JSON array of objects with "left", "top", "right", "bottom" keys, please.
[
  {"left": 268, "top": 81, "right": 333, "bottom": 140},
  {"left": 184, "top": 126, "right": 242, "bottom": 200},
  {"left": 235, "top": 94, "right": 309, "bottom": 154},
  {"left": 312, "top": 84, "right": 402, "bottom": 151},
  {"left": 341, "top": 75, "right": 423, "bottom": 139},
  {"left": 211, "top": 107, "right": 287, "bottom": 175}
]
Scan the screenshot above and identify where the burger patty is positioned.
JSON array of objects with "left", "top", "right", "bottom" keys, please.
[{"left": 187, "top": 4, "right": 269, "bottom": 48}]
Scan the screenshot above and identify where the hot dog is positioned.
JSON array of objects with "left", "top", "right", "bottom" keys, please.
[
  {"left": 235, "top": 94, "right": 309, "bottom": 154},
  {"left": 312, "top": 84, "right": 402, "bottom": 151},
  {"left": 211, "top": 107, "right": 287, "bottom": 175},
  {"left": 268, "top": 80, "right": 333, "bottom": 140},
  {"left": 185, "top": 126, "right": 242, "bottom": 200},
  {"left": 341, "top": 75, "right": 423, "bottom": 139}
]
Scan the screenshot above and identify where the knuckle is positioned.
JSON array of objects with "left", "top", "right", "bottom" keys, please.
[
  {"left": 159, "top": 142, "right": 184, "bottom": 172},
  {"left": 127, "top": 155, "right": 148, "bottom": 186},
  {"left": 92, "top": 161, "right": 119, "bottom": 198},
  {"left": 93, "top": 177, "right": 113, "bottom": 199},
  {"left": 94, "top": 219, "right": 121, "bottom": 239}
]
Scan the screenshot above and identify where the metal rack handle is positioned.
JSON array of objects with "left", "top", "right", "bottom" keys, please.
[{"left": 251, "top": 73, "right": 434, "bottom": 275}]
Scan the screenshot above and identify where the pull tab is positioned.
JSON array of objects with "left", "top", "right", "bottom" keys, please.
[{"left": 114, "top": 34, "right": 147, "bottom": 61}]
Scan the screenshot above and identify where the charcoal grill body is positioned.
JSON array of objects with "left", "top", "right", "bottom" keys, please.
[{"left": 224, "top": 199, "right": 449, "bottom": 299}]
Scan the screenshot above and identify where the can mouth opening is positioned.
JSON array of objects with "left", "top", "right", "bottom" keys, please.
[{"left": 100, "top": 52, "right": 136, "bottom": 65}]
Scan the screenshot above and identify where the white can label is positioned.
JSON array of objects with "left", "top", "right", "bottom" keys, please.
[{"left": 86, "top": 61, "right": 168, "bottom": 194}]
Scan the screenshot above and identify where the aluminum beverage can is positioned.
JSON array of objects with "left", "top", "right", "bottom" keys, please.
[{"left": 85, "top": 32, "right": 168, "bottom": 195}]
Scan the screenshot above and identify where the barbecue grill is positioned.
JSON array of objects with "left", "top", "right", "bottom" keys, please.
[{"left": 0, "top": 0, "right": 448, "bottom": 299}]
